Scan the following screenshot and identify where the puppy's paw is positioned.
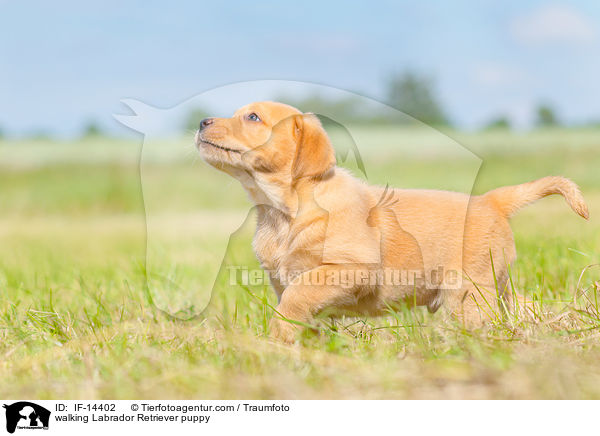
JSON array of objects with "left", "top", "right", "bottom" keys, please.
[{"left": 269, "top": 317, "right": 300, "bottom": 344}]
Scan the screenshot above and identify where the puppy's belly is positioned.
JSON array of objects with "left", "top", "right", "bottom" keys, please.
[{"left": 332, "top": 283, "right": 441, "bottom": 317}]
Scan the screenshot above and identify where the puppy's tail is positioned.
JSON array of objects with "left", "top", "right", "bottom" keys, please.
[{"left": 484, "top": 176, "right": 589, "bottom": 220}]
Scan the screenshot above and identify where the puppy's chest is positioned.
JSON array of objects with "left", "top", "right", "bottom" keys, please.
[{"left": 253, "top": 218, "right": 290, "bottom": 273}]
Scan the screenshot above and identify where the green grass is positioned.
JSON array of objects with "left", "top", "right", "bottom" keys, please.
[{"left": 1, "top": 128, "right": 599, "bottom": 399}]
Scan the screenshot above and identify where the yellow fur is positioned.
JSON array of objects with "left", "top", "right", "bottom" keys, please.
[{"left": 196, "top": 101, "right": 589, "bottom": 343}]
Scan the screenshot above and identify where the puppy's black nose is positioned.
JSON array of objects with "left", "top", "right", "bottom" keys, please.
[{"left": 199, "top": 118, "right": 214, "bottom": 131}]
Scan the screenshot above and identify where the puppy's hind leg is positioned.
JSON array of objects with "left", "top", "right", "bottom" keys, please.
[
  {"left": 444, "top": 276, "right": 533, "bottom": 328},
  {"left": 443, "top": 284, "right": 504, "bottom": 328}
]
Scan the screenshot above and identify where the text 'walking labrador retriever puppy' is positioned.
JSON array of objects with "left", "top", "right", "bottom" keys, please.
[{"left": 196, "top": 101, "right": 589, "bottom": 343}]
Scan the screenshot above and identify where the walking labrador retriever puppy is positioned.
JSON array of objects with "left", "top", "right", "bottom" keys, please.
[{"left": 196, "top": 101, "right": 589, "bottom": 343}]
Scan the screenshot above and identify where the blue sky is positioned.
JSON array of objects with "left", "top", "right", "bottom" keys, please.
[{"left": 1, "top": 0, "right": 599, "bottom": 137}]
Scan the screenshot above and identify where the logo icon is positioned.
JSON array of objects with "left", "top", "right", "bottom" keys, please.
[{"left": 3, "top": 402, "right": 50, "bottom": 434}]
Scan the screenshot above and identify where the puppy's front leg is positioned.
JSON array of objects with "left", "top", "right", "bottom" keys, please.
[{"left": 269, "top": 265, "right": 365, "bottom": 343}]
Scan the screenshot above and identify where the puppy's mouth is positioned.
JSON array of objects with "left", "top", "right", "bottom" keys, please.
[{"left": 198, "top": 139, "right": 242, "bottom": 154}]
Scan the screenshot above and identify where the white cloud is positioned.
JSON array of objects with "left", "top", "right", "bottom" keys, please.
[
  {"left": 510, "top": 4, "right": 597, "bottom": 45},
  {"left": 472, "top": 63, "right": 527, "bottom": 86}
]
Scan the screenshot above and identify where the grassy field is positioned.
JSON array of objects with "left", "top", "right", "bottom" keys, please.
[{"left": 1, "top": 127, "right": 599, "bottom": 399}]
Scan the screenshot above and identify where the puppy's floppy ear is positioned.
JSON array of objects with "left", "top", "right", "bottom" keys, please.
[{"left": 292, "top": 113, "right": 336, "bottom": 182}]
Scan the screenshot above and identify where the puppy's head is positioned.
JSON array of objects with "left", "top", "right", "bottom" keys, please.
[{"left": 195, "top": 101, "right": 336, "bottom": 185}]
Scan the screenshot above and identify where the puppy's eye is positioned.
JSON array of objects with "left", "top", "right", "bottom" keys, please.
[{"left": 246, "top": 113, "right": 261, "bottom": 122}]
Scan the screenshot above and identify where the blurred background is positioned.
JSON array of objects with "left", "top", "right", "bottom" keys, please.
[
  {"left": 1, "top": 1, "right": 600, "bottom": 138},
  {"left": 1, "top": 0, "right": 599, "bottom": 325}
]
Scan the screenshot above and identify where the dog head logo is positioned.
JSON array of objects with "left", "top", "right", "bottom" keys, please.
[{"left": 3, "top": 402, "right": 50, "bottom": 433}]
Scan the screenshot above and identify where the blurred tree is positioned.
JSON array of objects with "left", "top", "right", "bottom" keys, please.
[
  {"left": 29, "top": 130, "right": 52, "bottom": 140},
  {"left": 536, "top": 104, "right": 559, "bottom": 127},
  {"left": 82, "top": 121, "right": 102, "bottom": 137},
  {"left": 185, "top": 108, "right": 211, "bottom": 132},
  {"left": 386, "top": 71, "right": 450, "bottom": 126},
  {"left": 484, "top": 116, "right": 511, "bottom": 130},
  {"left": 584, "top": 119, "right": 600, "bottom": 127},
  {"left": 275, "top": 94, "right": 369, "bottom": 124},
  {"left": 277, "top": 94, "right": 421, "bottom": 125},
  {"left": 0, "top": 126, "right": 4, "bottom": 139}
]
